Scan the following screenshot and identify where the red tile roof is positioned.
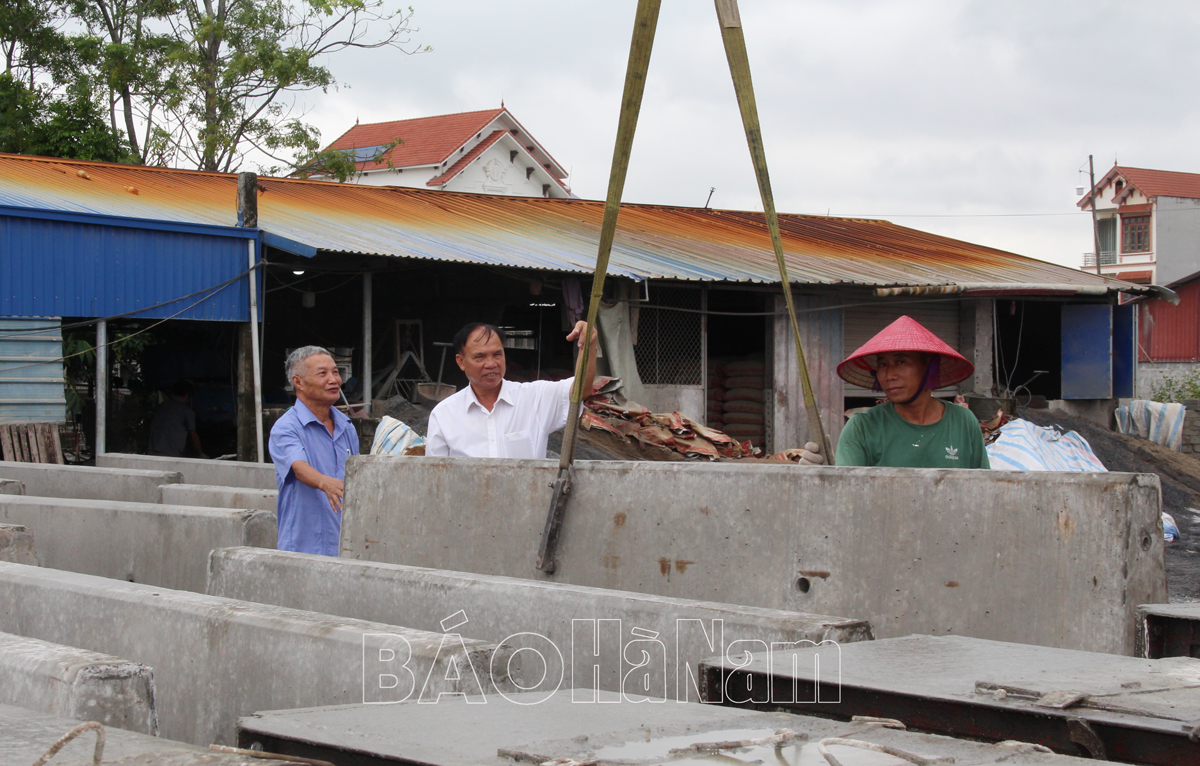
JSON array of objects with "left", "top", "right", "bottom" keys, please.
[
  {"left": 427, "top": 130, "right": 507, "bottom": 186},
  {"left": 1115, "top": 270, "right": 1153, "bottom": 284},
  {"left": 324, "top": 109, "right": 505, "bottom": 170},
  {"left": 1081, "top": 165, "right": 1200, "bottom": 207}
]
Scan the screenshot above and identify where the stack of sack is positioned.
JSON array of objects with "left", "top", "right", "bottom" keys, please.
[
  {"left": 719, "top": 357, "right": 767, "bottom": 447},
  {"left": 706, "top": 359, "right": 727, "bottom": 430}
]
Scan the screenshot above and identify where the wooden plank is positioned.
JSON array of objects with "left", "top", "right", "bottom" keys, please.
[
  {"left": 14, "top": 425, "right": 29, "bottom": 462},
  {"left": 20, "top": 425, "right": 36, "bottom": 463},
  {"left": 37, "top": 423, "right": 63, "bottom": 465},
  {"left": 0, "top": 426, "right": 13, "bottom": 462}
]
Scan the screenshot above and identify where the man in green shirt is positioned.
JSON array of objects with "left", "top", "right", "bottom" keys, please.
[{"left": 834, "top": 316, "right": 989, "bottom": 469}]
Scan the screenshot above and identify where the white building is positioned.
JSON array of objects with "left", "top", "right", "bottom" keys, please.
[
  {"left": 318, "top": 107, "right": 572, "bottom": 198},
  {"left": 1078, "top": 165, "right": 1200, "bottom": 286}
]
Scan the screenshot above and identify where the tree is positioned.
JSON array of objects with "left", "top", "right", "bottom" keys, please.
[
  {"left": 1, "top": 1, "right": 133, "bottom": 162},
  {"left": 66, "top": 0, "right": 184, "bottom": 165},
  {"left": 104, "top": 0, "right": 425, "bottom": 172},
  {"left": 0, "top": 0, "right": 75, "bottom": 87},
  {"left": 0, "top": 72, "right": 131, "bottom": 161}
]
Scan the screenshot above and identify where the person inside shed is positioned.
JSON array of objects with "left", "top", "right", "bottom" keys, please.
[
  {"left": 268, "top": 346, "right": 359, "bottom": 556},
  {"left": 835, "top": 316, "right": 989, "bottom": 469},
  {"left": 425, "top": 320, "right": 597, "bottom": 458},
  {"left": 148, "top": 380, "right": 207, "bottom": 458}
]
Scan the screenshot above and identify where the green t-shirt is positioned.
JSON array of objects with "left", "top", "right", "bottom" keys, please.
[{"left": 835, "top": 400, "right": 990, "bottom": 469}]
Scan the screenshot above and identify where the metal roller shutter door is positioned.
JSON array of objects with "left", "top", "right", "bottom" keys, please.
[{"left": 843, "top": 303, "right": 961, "bottom": 396}]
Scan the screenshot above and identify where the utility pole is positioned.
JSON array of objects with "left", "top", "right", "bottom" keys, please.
[{"left": 1088, "top": 155, "right": 1102, "bottom": 276}]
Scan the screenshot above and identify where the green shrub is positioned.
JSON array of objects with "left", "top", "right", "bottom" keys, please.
[{"left": 1148, "top": 367, "right": 1200, "bottom": 403}]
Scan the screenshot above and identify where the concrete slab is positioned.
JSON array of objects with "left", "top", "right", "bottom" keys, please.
[
  {"left": 700, "top": 634, "right": 1200, "bottom": 765},
  {"left": 160, "top": 483, "right": 277, "bottom": 512},
  {"left": 238, "top": 690, "right": 1097, "bottom": 765},
  {"left": 0, "top": 630, "right": 157, "bottom": 734},
  {"left": 0, "top": 460, "right": 182, "bottom": 503},
  {"left": 0, "top": 523, "right": 36, "bottom": 564},
  {"left": 0, "top": 478, "right": 24, "bottom": 494},
  {"left": 99, "top": 453, "right": 277, "bottom": 490},
  {"left": 208, "top": 546, "right": 873, "bottom": 701},
  {"left": 1138, "top": 602, "right": 1200, "bottom": 658},
  {"left": 0, "top": 703, "right": 257, "bottom": 766},
  {"left": 0, "top": 561, "right": 516, "bottom": 747},
  {"left": 340, "top": 457, "right": 1167, "bottom": 656},
  {"left": 0, "top": 495, "right": 275, "bottom": 592}
]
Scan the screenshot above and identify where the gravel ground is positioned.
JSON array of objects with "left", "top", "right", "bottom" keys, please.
[{"left": 1020, "top": 407, "right": 1200, "bottom": 602}]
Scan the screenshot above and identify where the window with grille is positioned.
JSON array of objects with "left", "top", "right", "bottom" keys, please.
[
  {"left": 633, "top": 285, "right": 702, "bottom": 385},
  {"left": 1122, "top": 215, "right": 1151, "bottom": 253}
]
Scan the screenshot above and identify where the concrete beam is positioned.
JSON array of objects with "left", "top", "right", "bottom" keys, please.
[
  {"left": 0, "top": 631, "right": 157, "bottom": 735},
  {"left": 0, "top": 495, "right": 275, "bottom": 592},
  {"left": 0, "top": 478, "right": 24, "bottom": 494},
  {"left": 159, "top": 483, "right": 277, "bottom": 512},
  {"left": 0, "top": 460, "right": 181, "bottom": 503},
  {"left": 0, "top": 562, "right": 516, "bottom": 747},
  {"left": 0, "top": 524, "right": 36, "bottom": 565},
  {"left": 99, "top": 453, "right": 276, "bottom": 490},
  {"left": 341, "top": 457, "right": 1166, "bottom": 656},
  {"left": 0, "top": 702, "right": 256, "bottom": 765},
  {"left": 208, "top": 547, "right": 873, "bottom": 701}
]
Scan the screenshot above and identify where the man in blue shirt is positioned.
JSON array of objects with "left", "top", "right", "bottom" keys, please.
[{"left": 268, "top": 345, "right": 359, "bottom": 556}]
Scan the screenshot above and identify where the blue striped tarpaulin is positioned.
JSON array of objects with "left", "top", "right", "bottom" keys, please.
[{"left": 986, "top": 419, "right": 1107, "bottom": 472}]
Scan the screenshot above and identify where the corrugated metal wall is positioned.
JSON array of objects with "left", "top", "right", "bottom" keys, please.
[
  {"left": 1, "top": 212, "right": 252, "bottom": 321},
  {"left": 0, "top": 318, "right": 65, "bottom": 423},
  {"left": 842, "top": 302, "right": 962, "bottom": 395},
  {"left": 1141, "top": 279, "right": 1200, "bottom": 362}
]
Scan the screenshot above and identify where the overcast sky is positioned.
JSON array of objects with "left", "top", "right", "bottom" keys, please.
[{"left": 298, "top": 1, "right": 1200, "bottom": 270}]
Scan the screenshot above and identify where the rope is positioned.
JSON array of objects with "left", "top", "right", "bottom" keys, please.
[
  {"left": 558, "top": 0, "right": 662, "bottom": 470},
  {"left": 30, "top": 721, "right": 104, "bottom": 766},
  {"left": 714, "top": 0, "right": 830, "bottom": 460},
  {"left": 535, "top": 0, "right": 662, "bottom": 573}
]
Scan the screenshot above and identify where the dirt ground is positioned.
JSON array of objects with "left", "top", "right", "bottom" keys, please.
[{"left": 1020, "top": 407, "right": 1200, "bottom": 603}]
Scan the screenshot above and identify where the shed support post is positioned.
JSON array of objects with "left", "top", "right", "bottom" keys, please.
[
  {"left": 363, "top": 272, "right": 372, "bottom": 417},
  {"left": 236, "top": 325, "right": 255, "bottom": 462},
  {"left": 958, "top": 298, "right": 996, "bottom": 396},
  {"left": 95, "top": 320, "right": 106, "bottom": 456},
  {"left": 247, "top": 241, "right": 264, "bottom": 462}
]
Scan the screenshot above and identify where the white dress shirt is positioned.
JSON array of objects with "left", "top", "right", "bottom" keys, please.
[{"left": 425, "top": 378, "right": 574, "bottom": 458}]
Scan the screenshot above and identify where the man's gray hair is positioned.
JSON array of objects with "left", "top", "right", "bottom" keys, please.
[{"left": 285, "top": 345, "right": 332, "bottom": 382}]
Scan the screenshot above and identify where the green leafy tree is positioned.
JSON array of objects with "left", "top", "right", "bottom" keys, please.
[
  {"left": 66, "top": 0, "right": 184, "bottom": 164},
  {"left": 156, "top": 0, "right": 424, "bottom": 172},
  {"left": 0, "top": 71, "right": 131, "bottom": 161}
]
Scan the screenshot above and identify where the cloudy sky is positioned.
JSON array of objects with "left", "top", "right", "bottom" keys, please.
[{"left": 299, "top": 1, "right": 1200, "bottom": 270}]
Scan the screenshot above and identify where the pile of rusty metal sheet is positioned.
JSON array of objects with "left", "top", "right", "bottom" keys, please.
[
  {"left": 699, "top": 634, "right": 1200, "bottom": 765},
  {"left": 581, "top": 377, "right": 803, "bottom": 460},
  {"left": 238, "top": 689, "right": 1099, "bottom": 765}
]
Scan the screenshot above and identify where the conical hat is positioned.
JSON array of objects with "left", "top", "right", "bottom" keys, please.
[{"left": 837, "top": 315, "right": 974, "bottom": 390}]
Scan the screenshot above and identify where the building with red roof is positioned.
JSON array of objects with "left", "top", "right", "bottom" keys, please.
[
  {"left": 317, "top": 106, "right": 573, "bottom": 198},
  {"left": 1079, "top": 165, "right": 1200, "bottom": 286}
]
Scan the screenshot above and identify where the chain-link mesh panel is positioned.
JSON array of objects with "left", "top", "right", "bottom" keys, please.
[{"left": 633, "top": 286, "right": 702, "bottom": 385}]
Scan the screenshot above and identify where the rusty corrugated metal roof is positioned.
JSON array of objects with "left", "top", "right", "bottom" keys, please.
[{"left": 0, "top": 153, "right": 1143, "bottom": 292}]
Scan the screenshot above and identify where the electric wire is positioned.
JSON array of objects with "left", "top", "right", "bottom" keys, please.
[{"left": 0, "top": 272, "right": 244, "bottom": 373}]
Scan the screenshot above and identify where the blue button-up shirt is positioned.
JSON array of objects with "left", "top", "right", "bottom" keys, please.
[{"left": 268, "top": 399, "right": 359, "bottom": 556}]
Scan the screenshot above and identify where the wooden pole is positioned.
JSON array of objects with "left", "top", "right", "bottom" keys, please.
[
  {"left": 536, "top": 0, "right": 663, "bottom": 573},
  {"left": 1089, "top": 155, "right": 1102, "bottom": 276}
]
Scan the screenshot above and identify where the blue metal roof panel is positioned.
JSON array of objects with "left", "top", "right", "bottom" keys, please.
[{"left": 0, "top": 211, "right": 251, "bottom": 321}]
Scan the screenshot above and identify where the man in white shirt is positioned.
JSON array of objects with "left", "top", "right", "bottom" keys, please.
[{"left": 425, "top": 320, "right": 597, "bottom": 458}]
